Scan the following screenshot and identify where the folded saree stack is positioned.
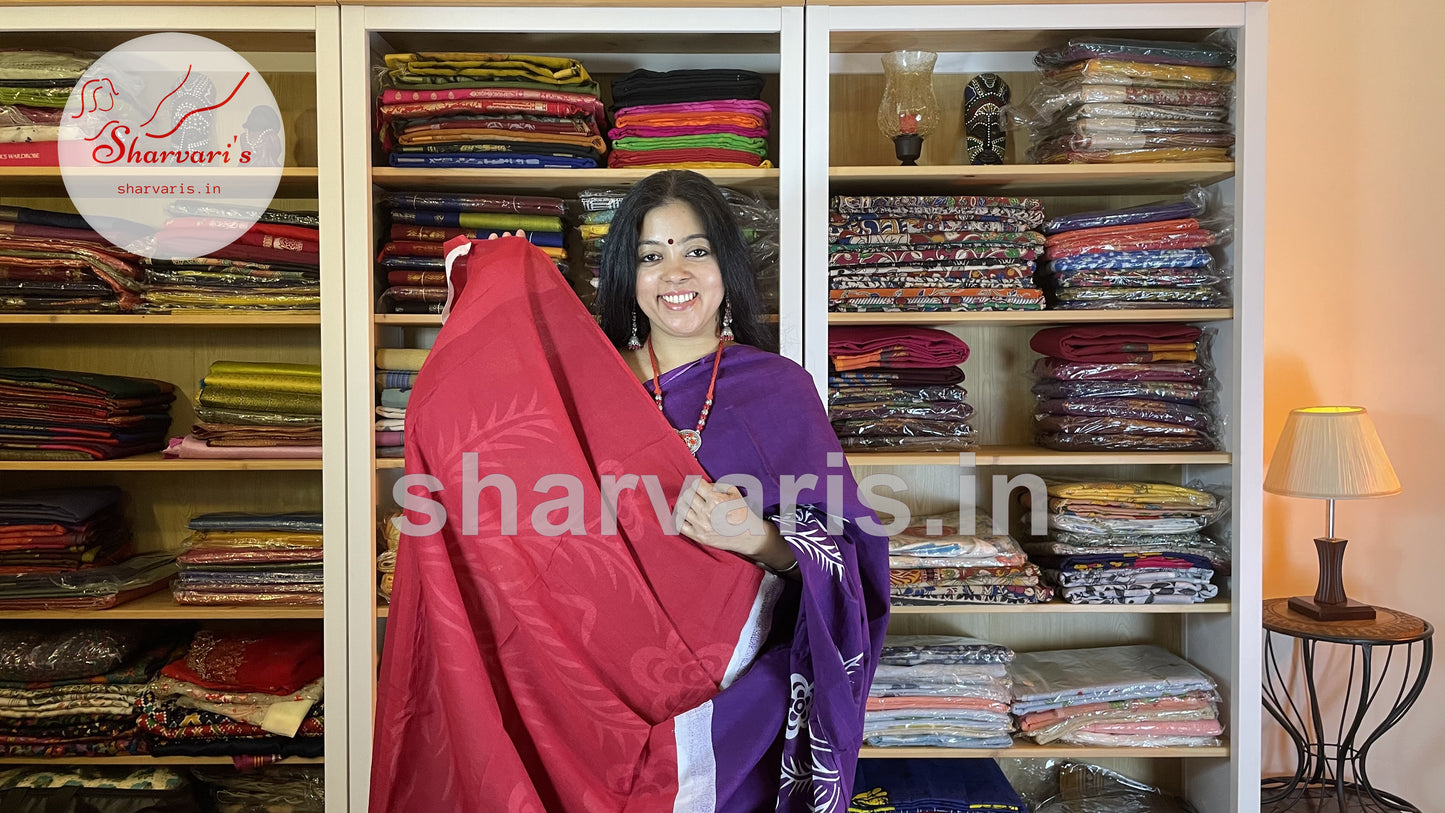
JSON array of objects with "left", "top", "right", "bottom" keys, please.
[
  {"left": 828, "top": 195, "right": 1046, "bottom": 312},
  {"left": 866, "top": 636, "right": 1016, "bottom": 748},
  {"left": 173, "top": 512, "right": 323, "bottom": 606},
  {"left": 377, "top": 192, "right": 568, "bottom": 314},
  {"left": 375, "top": 347, "right": 427, "bottom": 458},
  {"left": 887, "top": 512, "right": 1049, "bottom": 605},
  {"left": 1039, "top": 193, "right": 1227, "bottom": 309},
  {"left": 0, "top": 50, "right": 93, "bottom": 167},
  {"left": 166, "top": 361, "right": 322, "bottom": 459},
  {"left": 1023, "top": 481, "right": 1228, "bottom": 605},
  {"left": 1030, "top": 323, "right": 1220, "bottom": 451},
  {"left": 0, "top": 205, "right": 145, "bottom": 312},
  {"left": 575, "top": 186, "right": 780, "bottom": 312},
  {"left": 0, "top": 486, "right": 176, "bottom": 611},
  {"left": 138, "top": 630, "right": 324, "bottom": 759},
  {"left": 1010, "top": 645, "right": 1223, "bottom": 747},
  {"left": 1022, "top": 38, "right": 1236, "bottom": 164},
  {"left": 828, "top": 326, "right": 976, "bottom": 451},
  {"left": 0, "top": 625, "right": 180, "bottom": 757},
  {"left": 851, "top": 757, "right": 1027, "bottom": 812},
  {"left": 144, "top": 204, "right": 322, "bottom": 311},
  {"left": 607, "top": 69, "right": 771, "bottom": 169},
  {"left": 377, "top": 52, "right": 607, "bottom": 169},
  {"left": 0, "top": 367, "right": 175, "bottom": 460},
  {"left": 377, "top": 509, "right": 400, "bottom": 602}
]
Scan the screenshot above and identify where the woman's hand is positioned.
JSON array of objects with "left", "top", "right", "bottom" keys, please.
[
  {"left": 486, "top": 230, "right": 528, "bottom": 240},
  {"left": 680, "top": 482, "right": 799, "bottom": 577}
]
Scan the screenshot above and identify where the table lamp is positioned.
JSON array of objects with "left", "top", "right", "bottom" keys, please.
[{"left": 1264, "top": 406, "right": 1401, "bottom": 621}]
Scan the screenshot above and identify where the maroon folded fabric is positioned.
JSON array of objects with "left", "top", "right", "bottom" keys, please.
[
  {"left": 1030, "top": 324, "right": 1202, "bottom": 362},
  {"left": 828, "top": 326, "right": 970, "bottom": 369}
]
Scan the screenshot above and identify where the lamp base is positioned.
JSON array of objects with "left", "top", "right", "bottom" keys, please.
[
  {"left": 893, "top": 134, "right": 923, "bottom": 166},
  {"left": 1288, "top": 595, "right": 1377, "bottom": 622}
]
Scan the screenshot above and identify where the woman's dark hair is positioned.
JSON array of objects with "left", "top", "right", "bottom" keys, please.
[{"left": 597, "top": 170, "right": 775, "bottom": 352}]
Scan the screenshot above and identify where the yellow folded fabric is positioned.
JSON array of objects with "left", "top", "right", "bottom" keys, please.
[
  {"left": 184, "top": 531, "right": 324, "bottom": 549},
  {"left": 1047, "top": 481, "right": 1215, "bottom": 507},
  {"left": 208, "top": 361, "right": 322, "bottom": 379},
  {"left": 375, "top": 348, "right": 430, "bottom": 372}
]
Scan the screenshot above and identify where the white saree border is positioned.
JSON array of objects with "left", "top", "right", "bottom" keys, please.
[
  {"left": 673, "top": 700, "right": 717, "bottom": 813},
  {"left": 721, "top": 572, "right": 782, "bottom": 690}
]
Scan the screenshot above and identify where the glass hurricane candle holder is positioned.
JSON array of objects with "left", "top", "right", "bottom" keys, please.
[{"left": 877, "top": 50, "right": 939, "bottom": 166}]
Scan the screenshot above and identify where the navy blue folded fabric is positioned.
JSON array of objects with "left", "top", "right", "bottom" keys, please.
[
  {"left": 851, "top": 758, "right": 1025, "bottom": 812},
  {"left": 389, "top": 154, "right": 598, "bottom": 169},
  {"left": 186, "top": 512, "right": 324, "bottom": 534},
  {"left": 0, "top": 487, "right": 123, "bottom": 525}
]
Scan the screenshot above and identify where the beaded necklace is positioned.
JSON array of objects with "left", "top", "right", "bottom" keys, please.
[{"left": 648, "top": 337, "right": 724, "bottom": 456}]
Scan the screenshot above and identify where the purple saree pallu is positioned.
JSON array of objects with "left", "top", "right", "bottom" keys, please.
[{"left": 644, "top": 344, "right": 891, "bottom": 812}]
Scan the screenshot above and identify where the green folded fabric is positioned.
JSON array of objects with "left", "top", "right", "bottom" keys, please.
[
  {"left": 207, "top": 362, "right": 322, "bottom": 379},
  {"left": 197, "top": 389, "right": 322, "bottom": 417},
  {"left": 374, "top": 349, "right": 430, "bottom": 373},
  {"left": 447, "top": 213, "right": 563, "bottom": 232},
  {"left": 201, "top": 373, "right": 323, "bottom": 396},
  {"left": 610, "top": 134, "right": 768, "bottom": 155}
]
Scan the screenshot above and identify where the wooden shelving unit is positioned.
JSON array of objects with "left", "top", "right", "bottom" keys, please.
[
  {"left": 805, "top": 4, "right": 1266, "bottom": 808},
  {"left": 1, "top": 7, "right": 346, "bottom": 810},
  {"left": 0, "top": 756, "right": 324, "bottom": 766},
  {"left": 860, "top": 742, "right": 1231, "bottom": 760},
  {"left": 0, "top": 589, "right": 324, "bottom": 621},
  {"left": 889, "top": 598, "right": 1232, "bottom": 615},
  {"left": 0, "top": 313, "right": 322, "bottom": 326},
  {"left": 845, "top": 447, "right": 1233, "bottom": 467},
  {"left": 371, "top": 166, "right": 779, "bottom": 194},
  {"left": 829, "top": 309, "right": 1234, "bottom": 326},
  {"left": 828, "top": 163, "right": 1234, "bottom": 195},
  {"left": 0, "top": 454, "right": 325, "bottom": 472}
]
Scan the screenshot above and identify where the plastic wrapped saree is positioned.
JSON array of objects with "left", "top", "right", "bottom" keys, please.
[{"left": 370, "top": 236, "right": 889, "bottom": 812}]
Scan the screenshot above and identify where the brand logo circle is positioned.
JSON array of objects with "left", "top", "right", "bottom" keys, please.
[{"left": 59, "top": 33, "right": 285, "bottom": 260}]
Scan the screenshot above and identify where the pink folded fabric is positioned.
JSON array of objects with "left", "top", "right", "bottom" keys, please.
[
  {"left": 375, "top": 430, "right": 405, "bottom": 446},
  {"left": 828, "top": 326, "right": 970, "bottom": 369},
  {"left": 164, "top": 435, "right": 322, "bottom": 459},
  {"left": 607, "top": 125, "right": 769, "bottom": 139},
  {"left": 614, "top": 99, "right": 772, "bottom": 118}
]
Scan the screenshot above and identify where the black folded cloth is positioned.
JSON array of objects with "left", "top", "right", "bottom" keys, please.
[{"left": 609, "top": 69, "right": 765, "bottom": 108}]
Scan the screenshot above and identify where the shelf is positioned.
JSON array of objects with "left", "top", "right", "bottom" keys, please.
[
  {"left": 371, "top": 167, "right": 779, "bottom": 195},
  {"left": 375, "top": 314, "right": 442, "bottom": 327},
  {"left": 0, "top": 589, "right": 324, "bottom": 621},
  {"left": 379, "top": 448, "right": 1230, "bottom": 469},
  {"left": 845, "top": 447, "right": 1231, "bottom": 467},
  {"left": 859, "top": 742, "right": 1229, "bottom": 759},
  {"left": 0, "top": 755, "right": 323, "bottom": 766},
  {"left": 828, "top": 163, "right": 1234, "bottom": 196},
  {"left": 0, "top": 167, "right": 320, "bottom": 199},
  {"left": 890, "top": 598, "right": 1231, "bottom": 614},
  {"left": 0, "top": 454, "right": 324, "bottom": 471},
  {"left": 830, "top": 28, "right": 1223, "bottom": 57},
  {"left": 375, "top": 313, "right": 781, "bottom": 327},
  {"left": 377, "top": 605, "right": 390, "bottom": 619},
  {"left": 0, "top": 313, "right": 321, "bottom": 326},
  {"left": 828, "top": 309, "right": 1233, "bottom": 326}
]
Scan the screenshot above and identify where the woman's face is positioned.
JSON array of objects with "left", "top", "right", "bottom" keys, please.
[{"left": 633, "top": 199, "right": 725, "bottom": 344}]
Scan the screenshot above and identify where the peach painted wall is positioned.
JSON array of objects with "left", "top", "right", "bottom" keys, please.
[{"left": 1262, "top": 0, "right": 1445, "bottom": 794}]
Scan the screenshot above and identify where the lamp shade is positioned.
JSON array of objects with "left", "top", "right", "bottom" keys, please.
[{"left": 1264, "top": 406, "right": 1401, "bottom": 499}]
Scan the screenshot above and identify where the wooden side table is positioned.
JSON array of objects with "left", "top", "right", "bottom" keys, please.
[{"left": 1261, "top": 598, "right": 1433, "bottom": 813}]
